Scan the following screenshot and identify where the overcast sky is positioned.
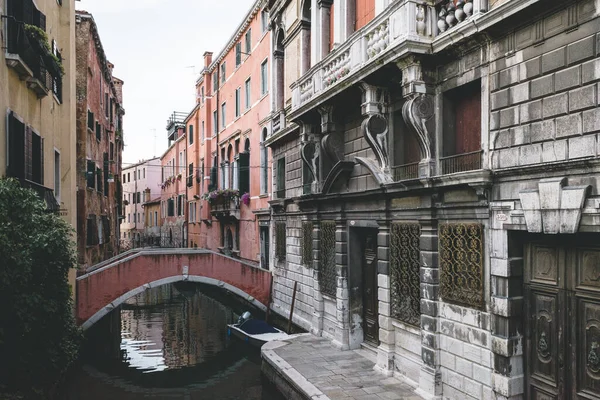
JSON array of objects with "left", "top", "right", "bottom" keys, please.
[{"left": 76, "top": 0, "right": 254, "bottom": 166}]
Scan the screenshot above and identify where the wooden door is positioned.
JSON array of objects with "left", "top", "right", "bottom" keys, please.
[
  {"left": 363, "top": 230, "right": 379, "bottom": 346},
  {"left": 525, "top": 240, "right": 600, "bottom": 400}
]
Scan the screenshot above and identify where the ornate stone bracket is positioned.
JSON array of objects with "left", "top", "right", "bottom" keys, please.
[
  {"left": 319, "top": 105, "right": 343, "bottom": 164},
  {"left": 519, "top": 177, "right": 591, "bottom": 234},
  {"left": 321, "top": 160, "right": 356, "bottom": 194},
  {"left": 355, "top": 157, "right": 393, "bottom": 185},
  {"left": 401, "top": 93, "right": 434, "bottom": 162},
  {"left": 359, "top": 83, "right": 392, "bottom": 178},
  {"left": 300, "top": 122, "right": 320, "bottom": 192}
]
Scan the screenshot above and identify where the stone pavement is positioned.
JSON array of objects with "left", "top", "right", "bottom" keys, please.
[{"left": 262, "top": 334, "right": 424, "bottom": 400}]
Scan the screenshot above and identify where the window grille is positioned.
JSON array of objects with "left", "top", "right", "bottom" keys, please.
[
  {"left": 301, "top": 221, "right": 313, "bottom": 267},
  {"left": 439, "top": 223, "right": 484, "bottom": 309},
  {"left": 275, "top": 222, "right": 286, "bottom": 261},
  {"left": 319, "top": 220, "right": 336, "bottom": 297},
  {"left": 390, "top": 223, "right": 421, "bottom": 326}
]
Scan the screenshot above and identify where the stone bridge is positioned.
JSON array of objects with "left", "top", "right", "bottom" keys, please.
[{"left": 76, "top": 248, "right": 272, "bottom": 330}]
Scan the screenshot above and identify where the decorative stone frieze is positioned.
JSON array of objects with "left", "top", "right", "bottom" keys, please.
[{"left": 519, "top": 177, "right": 591, "bottom": 234}]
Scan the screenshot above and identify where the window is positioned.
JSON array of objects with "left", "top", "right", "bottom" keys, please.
[
  {"left": 103, "top": 152, "right": 109, "bottom": 196},
  {"left": 87, "top": 215, "right": 99, "bottom": 246},
  {"left": 235, "top": 43, "right": 242, "bottom": 67},
  {"left": 245, "top": 78, "right": 251, "bottom": 110},
  {"left": 154, "top": 211, "right": 158, "bottom": 226},
  {"left": 95, "top": 121, "right": 101, "bottom": 141},
  {"left": 276, "top": 157, "right": 285, "bottom": 198},
  {"left": 127, "top": 213, "right": 130, "bottom": 223},
  {"left": 220, "top": 62, "right": 226, "bottom": 84},
  {"left": 127, "top": 172, "right": 130, "bottom": 182},
  {"left": 187, "top": 163, "right": 194, "bottom": 187},
  {"left": 179, "top": 152, "right": 184, "bottom": 173},
  {"left": 189, "top": 124, "right": 194, "bottom": 145},
  {"left": 245, "top": 29, "right": 252, "bottom": 54},
  {"left": 201, "top": 121, "right": 205, "bottom": 141},
  {"left": 122, "top": 174, "right": 125, "bottom": 182},
  {"left": 221, "top": 103, "right": 226, "bottom": 129},
  {"left": 167, "top": 198, "right": 175, "bottom": 216},
  {"left": 86, "top": 160, "right": 95, "bottom": 189},
  {"left": 261, "top": 9, "right": 269, "bottom": 33},
  {"left": 201, "top": 87, "right": 205, "bottom": 103},
  {"left": 189, "top": 202, "right": 196, "bottom": 223},
  {"left": 134, "top": 169, "right": 136, "bottom": 181},
  {"left": 143, "top": 168, "right": 145, "bottom": 179},
  {"left": 96, "top": 166, "right": 102, "bottom": 193},
  {"left": 260, "top": 128, "right": 268, "bottom": 194},
  {"left": 235, "top": 88, "right": 241, "bottom": 118},
  {"left": 52, "top": 40, "right": 62, "bottom": 102},
  {"left": 104, "top": 93, "right": 109, "bottom": 117},
  {"left": 87, "top": 111, "right": 94, "bottom": 131},
  {"left": 261, "top": 60, "right": 268, "bottom": 95},
  {"left": 110, "top": 142, "right": 114, "bottom": 161},
  {"left": 177, "top": 195, "right": 184, "bottom": 216},
  {"left": 133, "top": 213, "right": 136, "bottom": 223},
  {"left": 212, "top": 73, "right": 218, "bottom": 92},
  {"left": 213, "top": 111, "right": 218, "bottom": 134},
  {"left": 137, "top": 192, "right": 141, "bottom": 203},
  {"left": 441, "top": 80, "right": 482, "bottom": 174}
]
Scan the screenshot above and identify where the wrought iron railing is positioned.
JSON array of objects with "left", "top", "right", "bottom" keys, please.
[
  {"left": 120, "top": 235, "right": 185, "bottom": 251},
  {"left": 21, "top": 179, "right": 60, "bottom": 212},
  {"left": 4, "top": 17, "right": 52, "bottom": 94},
  {"left": 391, "top": 162, "right": 419, "bottom": 181},
  {"left": 440, "top": 150, "right": 482, "bottom": 175}
]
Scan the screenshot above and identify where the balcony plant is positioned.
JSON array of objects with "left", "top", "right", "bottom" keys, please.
[
  {"left": 202, "top": 188, "right": 239, "bottom": 205},
  {"left": 23, "top": 24, "right": 64, "bottom": 76},
  {"left": 241, "top": 192, "right": 250, "bottom": 206}
]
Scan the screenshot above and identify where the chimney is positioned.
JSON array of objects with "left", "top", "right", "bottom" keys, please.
[
  {"left": 145, "top": 188, "right": 151, "bottom": 203},
  {"left": 203, "top": 52, "right": 213, "bottom": 68}
]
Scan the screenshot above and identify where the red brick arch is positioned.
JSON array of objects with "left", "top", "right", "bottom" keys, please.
[{"left": 76, "top": 249, "right": 272, "bottom": 330}]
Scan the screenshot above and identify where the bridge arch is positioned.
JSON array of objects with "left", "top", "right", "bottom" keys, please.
[{"left": 76, "top": 249, "right": 272, "bottom": 330}]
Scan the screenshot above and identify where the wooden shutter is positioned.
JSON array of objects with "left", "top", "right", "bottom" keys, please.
[
  {"left": 38, "top": 10, "right": 46, "bottom": 31},
  {"left": 7, "top": 112, "right": 25, "bottom": 180},
  {"left": 236, "top": 43, "right": 241, "bottom": 66},
  {"left": 238, "top": 152, "right": 250, "bottom": 194},
  {"left": 24, "top": 126, "right": 32, "bottom": 181},
  {"left": 210, "top": 166, "right": 217, "bottom": 190},
  {"left": 39, "top": 137, "right": 44, "bottom": 185},
  {"left": 22, "top": 0, "right": 34, "bottom": 25}
]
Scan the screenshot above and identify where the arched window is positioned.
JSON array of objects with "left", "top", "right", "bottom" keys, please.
[
  {"left": 274, "top": 30, "right": 285, "bottom": 113},
  {"left": 225, "top": 227, "right": 234, "bottom": 255}
]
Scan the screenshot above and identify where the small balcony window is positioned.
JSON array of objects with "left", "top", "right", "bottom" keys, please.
[{"left": 441, "top": 80, "right": 482, "bottom": 174}]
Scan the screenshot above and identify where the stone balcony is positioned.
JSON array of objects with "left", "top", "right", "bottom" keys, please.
[
  {"left": 289, "top": 0, "right": 542, "bottom": 119},
  {"left": 210, "top": 198, "right": 240, "bottom": 221}
]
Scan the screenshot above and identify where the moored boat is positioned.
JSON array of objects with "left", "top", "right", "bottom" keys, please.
[{"left": 227, "top": 312, "right": 289, "bottom": 348}]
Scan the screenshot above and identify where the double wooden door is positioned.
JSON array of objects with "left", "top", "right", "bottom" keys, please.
[
  {"left": 362, "top": 230, "right": 379, "bottom": 346},
  {"left": 525, "top": 239, "right": 600, "bottom": 399}
]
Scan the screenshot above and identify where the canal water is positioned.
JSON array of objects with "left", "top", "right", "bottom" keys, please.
[{"left": 62, "top": 283, "right": 284, "bottom": 400}]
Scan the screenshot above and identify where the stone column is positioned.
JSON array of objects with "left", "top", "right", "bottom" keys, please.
[
  {"left": 318, "top": 0, "right": 333, "bottom": 60},
  {"left": 489, "top": 201, "right": 525, "bottom": 399},
  {"left": 418, "top": 218, "right": 442, "bottom": 398},
  {"left": 376, "top": 221, "right": 394, "bottom": 376},
  {"left": 334, "top": 218, "right": 349, "bottom": 349},
  {"left": 312, "top": 221, "right": 324, "bottom": 336},
  {"left": 273, "top": 48, "right": 285, "bottom": 113}
]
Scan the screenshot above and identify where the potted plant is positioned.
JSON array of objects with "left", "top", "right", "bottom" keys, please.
[
  {"left": 24, "top": 24, "right": 64, "bottom": 76},
  {"left": 241, "top": 192, "right": 250, "bottom": 206}
]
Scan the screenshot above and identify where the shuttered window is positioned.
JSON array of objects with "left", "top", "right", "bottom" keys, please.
[
  {"left": 238, "top": 152, "right": 250, "bottom": 194},
  {"left": 167, "top": 198, "right": 175, "bottom": 217},
  {"left": 235, "top": 43, "right": 242, "bottom": 67},
  {"left": 86, "top": 160, "right": 95, "bottom": 189},
  {"left": 189, "top": 125, "right": 194, "bottom": 145},
  {"left": 86, "top": 215, "right": 99, "bottom": 246},
  {"left": 87, "top": 111, "right": 94, "bottom": 131},
  {"left": 245, "top": 29, "right": 252, "bottom": 54},
  {"left": 103, "top": 153, "right": 109, "bottom": 196},
  {"left": 95, "top": 121, "right": 101, "bottom": 141},
  {"left": 96, "top": 167, "right": 102, "bottom": 193}
]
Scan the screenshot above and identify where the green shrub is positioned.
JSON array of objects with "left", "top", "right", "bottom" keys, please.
[{"left": 0, "top": 178, "right": 81, "bottom": 398}]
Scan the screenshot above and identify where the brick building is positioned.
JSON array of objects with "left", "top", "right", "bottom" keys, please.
[
  {"left": 1, "top": 0, "right": 77, "bottom": 288},
  {"left": 159, "top": 113, "right": 188, "bottom": 247},
  {"left": 120, "top": 157, "right": 161, "bottom": 248},
  {"left": 265, "top": 0, "right": 600, "bottom": 399},
  {"left": 75, "top": 11, "right": 124, "bottom": 267},
  {"left": 185, "top": 0, "right": 272, "bottom": 265}
]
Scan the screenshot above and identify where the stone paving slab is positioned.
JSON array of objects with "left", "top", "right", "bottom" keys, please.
[{"left": 262, "top": 334, "right": 424, "bottom": 400}]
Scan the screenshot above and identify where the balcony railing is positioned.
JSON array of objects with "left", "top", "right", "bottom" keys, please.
[
  {"left": 4, "top": 17, "right": 53, "bottom": 97},
  {"left": 21, "top": 179, "right": 60, "bottom": 212},
  {"left": 166, "top": 111, "right": 188, "bottom": 140},
  {"left": 210, "top": 198, "right": 240, "bottom": 220},
  {"left": 440, "top": 150, "right": 483, "bottom": 175},
  {"left": 392, "top": 162, "right": 419, "bottom": 181}
]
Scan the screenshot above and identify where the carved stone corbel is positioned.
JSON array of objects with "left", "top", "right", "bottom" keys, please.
[
  {"left": 319, "top": 105, "right": 343, "bottom": 164},
  {"left": 358, "top": 83, "right": 391, "bottom": 176},
  {"left": 300, "top": 122, "right": 320, "bottom": 192}
]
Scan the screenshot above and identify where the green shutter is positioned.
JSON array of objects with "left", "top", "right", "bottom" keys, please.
[{"left": 238, "top": 152, "right": 250, "bottom": 194}]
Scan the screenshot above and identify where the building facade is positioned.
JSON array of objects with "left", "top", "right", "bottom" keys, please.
[
  {"left": 266, "top": 0, "right": 600, "bottom": 399},
  {"left": 120, "top": 157, "right": 161, "bottom": 248},
  {"left": 1, "top": 0, "right": 77, "bottom": 285},
  {"left": 159, "top": 114, "right": 188, "bottom": 247},
  {"left": 75, "top": 11, "right": 124, "bottom": 267},
  {"left": 185, "top": 0, "right": 272, "bottom": 265}
]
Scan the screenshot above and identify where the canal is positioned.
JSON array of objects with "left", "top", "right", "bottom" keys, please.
[{"left": 62, "top": 283, "right": 285, "bottom": 399}]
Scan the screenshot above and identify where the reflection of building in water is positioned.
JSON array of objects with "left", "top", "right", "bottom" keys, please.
[{"left": 161, "top": 286, "right": 234, "bottom": 368}]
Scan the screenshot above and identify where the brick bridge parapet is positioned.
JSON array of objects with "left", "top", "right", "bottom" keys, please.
[{"left": 76, "top": 248, "right": 272, "bottom": 330}]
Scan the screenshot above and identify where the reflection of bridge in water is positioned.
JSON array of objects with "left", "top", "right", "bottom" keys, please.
[{"left": 76, "top": 248, "right": 272, "bottom": 330}]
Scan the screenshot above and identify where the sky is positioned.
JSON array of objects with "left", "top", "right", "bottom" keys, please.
[{"left": 75, "top": 0, "right": 255, "bottom": 166}]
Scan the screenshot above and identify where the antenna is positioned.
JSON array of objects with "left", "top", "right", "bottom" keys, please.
[{"left": 152, "top": 128, "right": 157, "bottom": 157}]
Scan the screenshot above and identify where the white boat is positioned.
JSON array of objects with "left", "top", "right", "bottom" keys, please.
[{"left": 227, "top": 312, "right": 289, "bottom": 348}]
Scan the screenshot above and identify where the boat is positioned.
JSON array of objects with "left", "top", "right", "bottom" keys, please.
[{"left": 227, "top": 312, "right": 289, "bottom": 348}]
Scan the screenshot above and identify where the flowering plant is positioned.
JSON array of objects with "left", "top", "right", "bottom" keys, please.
[
  {"left": 241, "top": 192, "right": 250, "bottom": 206},
  {"left": 201, "top": 188, "right": 240, "bottom": 204}
]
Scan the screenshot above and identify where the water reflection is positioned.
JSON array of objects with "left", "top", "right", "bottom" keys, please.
[{"left": 63, "top": 283, "right": 282, "bottom": 400}]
